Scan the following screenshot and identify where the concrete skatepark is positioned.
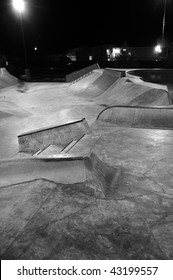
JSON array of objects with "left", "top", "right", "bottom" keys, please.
[{"left": 0, "top": 66, "right": 173, "bottom": 259}]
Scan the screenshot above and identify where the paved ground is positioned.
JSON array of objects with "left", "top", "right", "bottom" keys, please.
[{"left": 0, "top": 68, "right": 173, "bottom": 259}]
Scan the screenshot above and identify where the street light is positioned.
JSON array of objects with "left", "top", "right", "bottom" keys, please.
[
  {"left": 12, "top": 0, "right": 25, "bottom": 12},
  {"left": 12, "top": 0, "right": 30, "bottom": 80},
  {"left": 154, "top": 45, "right": 162, "bottom": 53}
]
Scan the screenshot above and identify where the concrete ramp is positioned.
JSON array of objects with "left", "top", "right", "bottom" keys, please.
[
  {"left": 95, "top": 78, "right": 170, "bottom": 106},
  {"left": 0, "top": 68, "right": 18, "bottom": 89},
  {"left": 66, "top": 63, "right": 99, "bottom": 82},
  {"left": 127, "top": 88, "right": 170, "bottom": 106},
  {"left": 79, "top": 69, "right": 123, "bottom": 98},
  {"left": 0, "top": 152, "right": 122, "bottom": 199},
  {"left": 0, "top": 156, "right": 87, "bottom": 188},
  {"left": 18, "top": 118, "right": 91, "bottom": 154},
  {"left": 0, "top": 100, "right": 30, "bottom": 120},
  {"left": 97, "top": 105, "right": 173, "bottom": 130}
]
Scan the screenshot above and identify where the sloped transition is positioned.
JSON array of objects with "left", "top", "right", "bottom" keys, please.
[
  {"left": 0, "top": 152, "right": 122, "bottom": 200},
  {"left": 97, "top": 105, "right": 173, "bottom": 130},
  {"left": 0, "top": 68, "right": 18, "bottom": 89},
  {"left": 79, "top": 69, "right": 124, "bottom": 98},
  {"left": 94, "top": 78, "right": 170, "bottom": 106},
  {"left": 0, "top": 100, "right": 30, "bottom": 121}
]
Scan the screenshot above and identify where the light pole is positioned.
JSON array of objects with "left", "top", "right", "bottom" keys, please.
[
  {"left": 161, "top": 0, "right": 167, "bottom": 48},
  {"left": 12, "top": 0, "right": 30, "bottom": 80}
]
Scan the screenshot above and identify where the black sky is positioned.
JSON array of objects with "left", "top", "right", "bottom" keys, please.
[{"left": 0, "top": 0, "right": 173, "bottom": 54}]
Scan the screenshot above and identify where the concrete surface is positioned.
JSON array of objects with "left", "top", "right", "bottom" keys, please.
[
  {"left": 0, "top": 156, "right": 87, "bottom": 187},
  {"left": 94, "top": 78, "right": 170, "bottom": 106},
  {"left": 0, "top": 68, "right": 18, "bottom": 89},
  {"left": 126, "top": 69, "right": 173, "bottom": 104},
  {"left": 18, "top": 118, "right": 91, "bottom": 154},
  {"left": 97, "top": 105, "right": 173, "bottom": 129},
  {"left": 1, "top": 125, "right": 173, "bottom": 259},
  {"left": 66, "top": 63, "right": 99, "bottom": 82},
  {"left": 1, "top": 68, "right": 173, "bottom": 260},
  {"left": 78, "top": 69, "right": 123, "bottom": 98}
]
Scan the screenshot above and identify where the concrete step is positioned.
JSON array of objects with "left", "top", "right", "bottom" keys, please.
[
  {"left": 60, "top": 140, "right": 78, "bottom": 154},
  {"left": 18, "top": 117, "right": 91, "bottom": 154},
  {"left": 33, "top": 144, "right": 66, "bottom": 157},
  {"left": 64, "top": 134, "right": 100, "bottom": 156},
  {"left": 33, "top": 136, "right": 84, "bottom": 157},
  {"left": 32, "top": 134, "right": 100, "bottom": 158}
]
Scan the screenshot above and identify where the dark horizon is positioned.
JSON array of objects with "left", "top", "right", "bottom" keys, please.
[{"left": 0, "top": 0, "right": 173, "bottom": 55}]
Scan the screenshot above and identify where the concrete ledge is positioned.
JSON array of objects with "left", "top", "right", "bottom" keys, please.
[
  {"left": 0, "top": 152, "right": 123, "bottom": 199},
  {"left": 66, "top": 63, "right": 100, "bottom": 82},
  {"left": 0, "top": 156, "right": 87, "bottom": 188},
  {"left": 18, "top": 118, "right": 91, "bottom": 153},
  {"left": 97, "top": 105, "right": 173, "bottom": 130}
]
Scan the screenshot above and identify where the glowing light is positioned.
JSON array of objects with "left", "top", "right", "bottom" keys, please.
[
  {"left": 34, "top": 46, "right": 38, "bottom": 51},
  {"left": 155, "top": 45, "right": 162, "bottom": 53},
  {"left": 12, "top": 0, "right": 25, "bottom": 13},
  {"left": 112, "top": 48, "right": 121, "bottom": 55}
]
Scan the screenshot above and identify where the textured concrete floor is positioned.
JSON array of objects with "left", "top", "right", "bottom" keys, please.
[
  {"left": 1, "top": 123, "right": 173, "bottom": 259},
  {"left": 0, "top": 69, "right": 173, "bottom": 259}
]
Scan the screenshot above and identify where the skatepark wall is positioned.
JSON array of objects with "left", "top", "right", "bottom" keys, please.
[
  {"left": 97, "top": 105, "right": 173, "bottom": 130},
  {"left": 18, "top": 118, "right": 91, "bottom": 153},
  {"left": 66, "top": 63, "right": 100, "bottom": 82}
]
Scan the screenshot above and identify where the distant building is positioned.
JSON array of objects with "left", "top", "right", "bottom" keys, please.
[
  {"left": 65, "top": 49, "right": 77, "bottom": 61},
  {"left": 65, "top": 45, "right": 165, "bottom": 63},
  {"left": 124, "top": 46, "right": 166, "bottom": 61},
  {"left": 75, "top": 45, "right": 109, "bottom": 62}
]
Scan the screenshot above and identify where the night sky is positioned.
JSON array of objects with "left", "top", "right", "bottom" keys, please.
[{"left": 0, "top": 0, "right": 173, "bottom": 54}]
